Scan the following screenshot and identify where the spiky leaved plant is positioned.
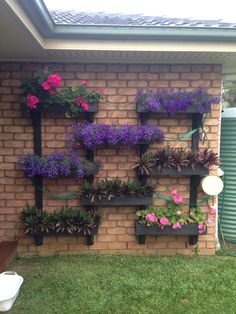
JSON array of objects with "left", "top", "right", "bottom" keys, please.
[
  {"left": 197, "top": 149, "right": 220, "bottom": 169},
  {"left": 20, "top": 204, "right": 52, "bottom": 234},
  {"left": 132, "top": 153, "right": 156, "bottom": 175},
  {"left": 53, "top": 207, "right": 78, "bottom": 234}
]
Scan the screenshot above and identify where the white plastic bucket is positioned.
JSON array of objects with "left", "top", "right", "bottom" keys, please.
[{"left": 0, "top": 272, "right": 23, "bottom": 312}]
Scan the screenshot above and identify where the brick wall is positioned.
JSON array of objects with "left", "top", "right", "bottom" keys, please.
[{"left": 0, "top": 63, "right": 221, "bottom": 257}]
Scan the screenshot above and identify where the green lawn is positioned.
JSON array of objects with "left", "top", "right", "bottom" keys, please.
[{"left": 8, "top": 255, "right": 236, "bottom": 314}]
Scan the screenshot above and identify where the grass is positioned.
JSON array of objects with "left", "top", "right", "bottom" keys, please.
[{"left": 7, "top": 254, "right": 236, "bottom": 314}]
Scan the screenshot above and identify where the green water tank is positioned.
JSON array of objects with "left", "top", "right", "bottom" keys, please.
[{"left": 219, "top": 108, "right": 236, "bottom": 242}]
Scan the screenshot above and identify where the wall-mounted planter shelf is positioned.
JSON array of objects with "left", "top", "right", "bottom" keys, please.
[
  {"left": 38, "top": 103, "right": 98, "bottom": 113},
  {"left": 136, "top": 103, "right": 211, "bottom": 114},
  {"left": 135, "top": 222, "right": 207, "bottom": 245},
  {"left": 81, "top": 195, "right": 153, "bottom": 207},
  {"left": 138, "top": 165, "right": 208, "bottom": 178},
  {"left": 32, "top": 227, "right": 98, "bottom": 246}
]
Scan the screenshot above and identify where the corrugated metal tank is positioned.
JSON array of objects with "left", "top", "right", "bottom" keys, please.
[{"left": 219, "top": 108, "right": 236, "bottom": 242}]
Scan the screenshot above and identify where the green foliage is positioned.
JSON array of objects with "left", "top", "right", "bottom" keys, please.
[
  {"left": 20, "top": 205, "right": 101, "bottom": 235},
  {"left": 222, "top": 81, "right": 236, "bottom": 108},
  {"left": 20, "top": 68, "right": 102, "bottom": 118},
  {"left": 82, "top": 177, "right": 155, "bottom": 203}
]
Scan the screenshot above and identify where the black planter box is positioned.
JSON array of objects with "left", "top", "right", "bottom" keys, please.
[
  {"left": 39, "top": 103, "right": 98, "bottom": 113},
  {"left": 148, "top": 165, "right": 209, "bottom": 177},
  {"left": 32, "top": 226, "right": 98, "bottom": 246},
  {"left": 81, "top": 195, "right": 153, "bottom": 207},
  {"left": 135, "top": 222, "right": 207, "bottom": 245},
  {"left": 136, "top": 103, "right": 210, "bottom": 114}
]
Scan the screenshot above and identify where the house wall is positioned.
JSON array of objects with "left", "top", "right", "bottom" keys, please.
[{"left": 0, "top": 62, "right": 221, "bottom": 257}]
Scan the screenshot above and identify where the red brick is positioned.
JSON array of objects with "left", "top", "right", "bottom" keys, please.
[
  {"left": 1, "top": 79, "right": 21, "bottom": 86},
  {"left": 108, "top": 242, "right": 126, "bottom": 249},
  {"left": 107, "top": 227, "right": 126, "bottom": 235},
  {"left": 118, "top": 73, "right": 137, "bottom": 80}
]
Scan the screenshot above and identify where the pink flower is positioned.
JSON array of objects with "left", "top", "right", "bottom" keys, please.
[
  {"left": 26, "top": 95, "right": 40, "bottom": 109},
  {"left": 189, "top": 211, "right": 194, "bottom": 217},
  {"left": 41, "top": 81, "right": 51, "bottom": 90},
  {"left": 173, "top": 195, "right": 184, "bottom": 204},
  {"left": 209, "top": 208, "right": 216, "bottom": 215},
  {"left": 146, "top": 213, "right": 157, "bottom": 223},
  {"left": 47, "top": 73, "right": 61, "bottom": 88},
  {"left": 207, "top": 218, "right": 214, "bottom": 224},
  {"left": 82, "top": 80, "right": 88, "bottom": 85},
  {"left": 172, "top": 223, "right": 182, "bottom": 230},
  {"left": 171, "top": 189, "right": 178, "bottom": 195},
  {"left": 160, "top": 217, "right": 169, "bottom": 226},
  {"left": 81, "top": 103, "right": 89, "bottom": 111},
  {"left": 176, "top": 211, "right": 182, "bottom": 216},
  {"left": 48, "top": 89, "right": 56, "bottom": 95},
  {"left": 198, "top": 224, "right": 206, "bottom": 234}
]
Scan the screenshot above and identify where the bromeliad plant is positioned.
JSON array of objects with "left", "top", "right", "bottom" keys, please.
[
  {"left": 70, "top": 123, "right": 164, "bottom": 150},
  {"left": 136, "top": 88, "right": 220, "bottom": 115},
  {"left": 136, "top": 189, "right": 213, "bottom": 233},
  {"left": 20, "top": 67, "right": 102, "bottom": 118},
  {"left": 20, "top": 205, "right": 101, "bottom": 236},
  {"left": 82, "top": 177, "right": 155, "bottom": 203},
  {"left": 133, "top": 147, "right": 219, "bottom": 175},
  {"left": 18, "top": 152, "right": 100, "bottom": 180}
]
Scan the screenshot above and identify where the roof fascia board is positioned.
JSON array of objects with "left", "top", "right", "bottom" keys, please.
[
  {"left": 5, "top": 0, "right": 44, "bottom": 46},
  {"left": 17, "top": 0, "right": 236, "bottom": 41},
  {"left": 17, "top": 0, "right": 54, "bottom": 36}
]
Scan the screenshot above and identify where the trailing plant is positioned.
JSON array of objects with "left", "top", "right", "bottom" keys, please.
[
  {"left": 136, "top": 88, "right": 221, "bottom": 115},
  {"left": 132, "top": 147, "right": 219, "bottom": 175},
  {"left": 20, "top": 205, "right": 101, "bottom": 235},
  {"left": 18, "top": 152, "right": 100, "bottom": 180},
  {"left": 70, "top": 123, "right": 164, "bottom": 150},
  {"left": 20, "top": 67, "right": 102, "bottom": 118},
  {"left": 81, "top": 177, "right": 155, "bottom": 203},
  {"left": 136, "top": 189, "right": 214, "bottom": 233}
]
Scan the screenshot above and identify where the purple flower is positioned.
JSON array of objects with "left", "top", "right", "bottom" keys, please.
[
  {"left": 18, "top": 153, "right": 100, "bottom": 180},
  {"left": 70, "top": 123, "right": 164, "bottom": 151},
  {"left": 136, "top": 88, "right": 221, "bottom": 115}
]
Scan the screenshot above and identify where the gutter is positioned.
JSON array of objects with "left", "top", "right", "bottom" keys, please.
[{"left": 17, "top": 0, "right": 236, "bottom": 41}]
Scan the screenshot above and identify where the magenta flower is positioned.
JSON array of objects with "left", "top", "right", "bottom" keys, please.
[
  {"left": 82, "top": 80, "right": 88, "bottom": 85},
  {"left": 160, "top": 217, "right": 169, "bottom": 226},
  {"left": 198, "top": 224, "right": 206, "bottom": 234},
  {"left": 26, "top": 95, "right": 40, "bottom": 109},
  {"left": 41, "top": 81, "right": 51, "bottom": 90},
  {"left": 146, "top": 213, "right": 157, "bottom": 223},
  {"left": 47, "top": 73, "right": 62, "bottom": 88},
  {"left": 209, "top": 208, "right": 216, "bottom": 215},
  {"left": 171, "top": 189, "right": 178, "bottom": 195},
  {"left": 173, "top": 195, "right": 184, "bottom": 204},
  {"left": 172, "top": 223, "right": 182, "bottom": 230},
  {"left": 81, "top": 103, "right": 89, "bottom": 111}
]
